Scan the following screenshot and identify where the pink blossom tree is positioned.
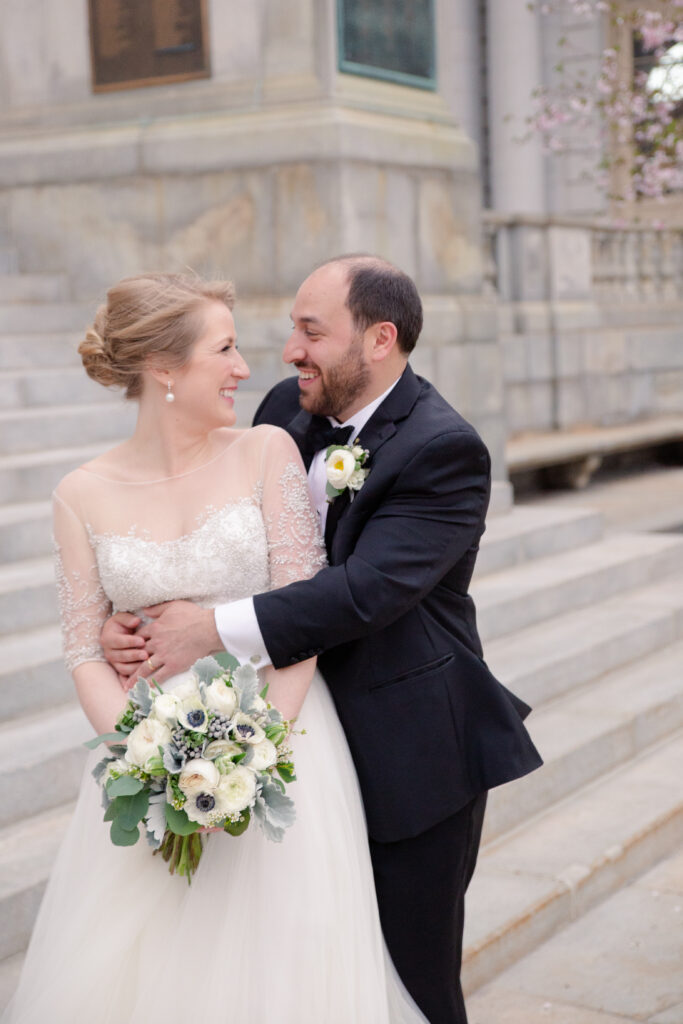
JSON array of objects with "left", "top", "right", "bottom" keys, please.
[{"left": 528, "top": 1, "right": 683, "bottom": 208}]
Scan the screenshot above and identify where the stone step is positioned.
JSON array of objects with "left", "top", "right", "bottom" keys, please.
[
  {"left": 0, "top": 302, "right": 92, "bottom": 334},
  {"left": 486, "top": 576, "right": 683, "bottom": 710},
  {"left": 0, "top": 626, "right": 71, "bottom": 721},
  {"left": 0, "top": 501, "right": 52, "bottom": 563},
  {"left": 0, "top": 803, "right": 74, "bottom": 961},
  {"left": 0, "top": 367, "right": 119, "bottom": 409},
  {"left": 0, "top": 557, "right": 57, "bottom": 635},
  {"left": 466, "top": 846, "right": 683, "bottom": 1021},
  {"left": 0, "top": 332, "right": 82, "bottom": 369},
  {"left": 0, "top": 703, "right": 89, "bottom": 830},
  {"left": 0, "top": 443, "right": 113, "bottom": 502},
  {"left": 484, "top": 638, "right": 683, "bottom": 843},
  {"left": 0, "top": 402, "right": 135, "bottom": 455},
  {"left": 0, "top": 274, "right": 68, "bottom": 304},
  {"left": 462, "top": 731, "right": 683, "bottom": 995},
  {"left": 474, "top": 532, "right": 683, "bottom": 643},
  {"left": 475, "top": 504, "right": 604, "bottom": 578},
  {"left": 0, "top": 249, "right": 18, "bottom": 274}
]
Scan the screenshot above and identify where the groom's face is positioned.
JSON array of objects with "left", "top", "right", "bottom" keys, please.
[{"left": 284, "top": 264, "right": 371, "bottom": 421}]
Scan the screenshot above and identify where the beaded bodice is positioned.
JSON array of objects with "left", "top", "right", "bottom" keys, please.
[{"left": 53, "top": 427, "right": 326, "bottom": 672}]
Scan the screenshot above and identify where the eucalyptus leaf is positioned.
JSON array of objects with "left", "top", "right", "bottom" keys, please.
[
  {"left": 214, "top": 651, "right": 239, "bottom": 672},
  {"left": 106, "top": 774, "right": 144, "bottom": 798},
  {"left": 165, "top": 803, "right": 199, "bottom": 836},
  {"left": 84, "top": 731, "right": 127, "bottom": 750},
  {"left": 110, "top": 818, "right": 140, "bottom": 847},
  {"left": 117, "top": 790, "right": 150, "bottom": 830},
  {"left": 92, "top": 756, "right": 114, "bottom": 784}
]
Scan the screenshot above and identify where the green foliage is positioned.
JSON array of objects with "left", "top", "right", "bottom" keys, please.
[
  {"left": 165, "top": 803, "right": 199, "bottom": 836},
  {"left": 106, "top": 774, "right": 144, "bottom": 798},
  {"left": 223, "top": 809, "right": 251, "bottom": 836},
  {"left": 110, "top": 818, "right": 140, "bottom": 847}
]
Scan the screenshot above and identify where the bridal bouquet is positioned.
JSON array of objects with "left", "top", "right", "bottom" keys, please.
[{"left": 86, "top": 655, "right": 297, "bottom": 883}]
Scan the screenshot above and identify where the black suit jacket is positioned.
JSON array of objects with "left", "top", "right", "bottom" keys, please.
[{"left": 253, "top": 366, "right": 542, "bottom": 842}]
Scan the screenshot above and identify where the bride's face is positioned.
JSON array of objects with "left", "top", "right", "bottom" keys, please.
[{"left": 173, "top": 301, "right": 250, "bottom": 429}]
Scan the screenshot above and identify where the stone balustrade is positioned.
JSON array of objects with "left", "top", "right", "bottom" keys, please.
[{"left": 482, "top": 212, "right": 683, "bottom": 450}]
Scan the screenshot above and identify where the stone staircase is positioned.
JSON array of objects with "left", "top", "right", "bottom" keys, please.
[{"left": 0, "top": 273, "right": 682, "bottom": 1009}]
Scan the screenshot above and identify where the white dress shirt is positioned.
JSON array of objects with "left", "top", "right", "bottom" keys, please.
[{"left": 214, "top": 378, "right": 400, "bottom": 666}]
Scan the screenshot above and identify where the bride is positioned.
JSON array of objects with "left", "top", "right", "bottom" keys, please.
[{"left": 3, "top": 273, "right": 425, "bottom": 1024}]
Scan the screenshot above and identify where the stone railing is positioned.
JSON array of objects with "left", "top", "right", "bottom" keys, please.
[
  {"left": 482, "top": 211, "right": 683, "bottom": 304},
  {"left": 481, "top": 212, "right": 683, "bottom": 456}
]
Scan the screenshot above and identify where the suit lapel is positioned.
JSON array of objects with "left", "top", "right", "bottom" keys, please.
[{"left": 324, "top": 366, "right": 423, "bottom": 550}]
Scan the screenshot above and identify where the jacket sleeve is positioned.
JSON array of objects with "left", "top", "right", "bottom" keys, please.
[{"left": 254, "top": 427, "right": 490, "bottom": 668}]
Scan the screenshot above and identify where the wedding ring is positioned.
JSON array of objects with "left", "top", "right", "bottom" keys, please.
[{"left": 146, "top": 658, "right": 155, "bottom": 672}]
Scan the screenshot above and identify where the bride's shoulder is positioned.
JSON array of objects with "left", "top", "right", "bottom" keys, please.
[{"left": 239, "top": 423, "right": 299, "bottom": 457}]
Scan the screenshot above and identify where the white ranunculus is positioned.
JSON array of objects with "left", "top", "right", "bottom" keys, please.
[
  {"left": 231, "top": 712, "right": 265, "bottom": 745},
  {"left": 177, "top": 697, "right": 208, "bottom": 734},
  {"left": 178, "top": 758, "right": 219, "bottom": 796},
  {"left": 215, "top": 766, "right": 257, "bottom": 815},
  {"left": 149, "top": 693, "right": 180, "bottom": 727},
  {"left": 347, "top": 468, "right": 367, "bottom": 491},
  {"left": 125, "top": 718, "right": 172, "bottom": 770},
  {"left": 248, "top": 738, "right": 277, "bottom": 771},
  {"left": 325, "top": 448, "right": 356, "bottom": 490},
  {"left": 203, "top": 739, "right": 242, "bottom": 763},
  {"left": 171, "top": 674, "right": 200, "bottom": 701},
  {"left": 204, "top": 679, "right": 238, "bottom": 717}
]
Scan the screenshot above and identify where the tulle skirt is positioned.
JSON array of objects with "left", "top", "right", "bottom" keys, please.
[{"left": 3, "top": 671, "right": 425, "bottom": 1023}]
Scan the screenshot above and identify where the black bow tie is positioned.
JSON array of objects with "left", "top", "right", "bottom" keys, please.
[{"left": 301, "top": 418, "right": 355, "bottom": 469}]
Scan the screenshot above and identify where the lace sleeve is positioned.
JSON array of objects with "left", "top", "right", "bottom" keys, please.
[
  {"left": 259, "top": 428, "right": 327, "bottom": 589},
  {"left": 53, "top": 489, "right": 112, "bottom": 673}
]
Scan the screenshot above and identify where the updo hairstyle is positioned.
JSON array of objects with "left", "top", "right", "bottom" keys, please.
[{"left": 78, "top": 272, "right": 235, "bottom": 399}]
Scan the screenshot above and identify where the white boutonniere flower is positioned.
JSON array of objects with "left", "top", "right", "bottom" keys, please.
[{"left": 325, "top": 439, "right": 370, "bottom": 502}]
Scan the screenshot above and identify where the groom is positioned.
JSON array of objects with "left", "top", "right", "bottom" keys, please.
[{"left": 102, "top": 255, "right": 541, "bottom": 1023}]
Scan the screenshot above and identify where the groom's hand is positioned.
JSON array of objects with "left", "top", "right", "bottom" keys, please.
[{"left": 135, "top": 600, "right": 222, "bottom": 684}]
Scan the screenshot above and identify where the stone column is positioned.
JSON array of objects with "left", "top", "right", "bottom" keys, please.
[{"left": 486, "top": 0, "right": 546, "bottom": 214}]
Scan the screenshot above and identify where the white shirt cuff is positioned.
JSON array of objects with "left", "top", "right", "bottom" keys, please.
[{"left": 214, "top": 598, "right": 272, "bottom": 669}]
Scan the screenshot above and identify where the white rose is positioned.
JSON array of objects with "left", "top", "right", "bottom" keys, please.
[
  {"left": 204, "top": 679, "right": 238, "bottom": 717},
  {"left": 326, "top": 448, "right": 356, "bottom": 489},
  {"left": 177, "top": 697, "right": 209, "bottom": 733},
  {"left": 248, "top": 738, "right": 277, "bottom": 771},
  {"left": 178, "top": 758, "right": 219, "bottom": 796},
  {"left": 125, "top": 718, "right": 172, "bottom": 770},
  {"left": 232, "top": 712, "right": 266, "bottom": 745},
  {"left": 170, "top": 674, "right": 200, "bottom": 701},
  {"left": 149, "top": 693, "right": 180, "bottom": 727},
  {"left": 215, "top": 766, "right": 257, "bottom": 816}
]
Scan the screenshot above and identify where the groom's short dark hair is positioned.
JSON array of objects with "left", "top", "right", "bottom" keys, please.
[{"left": 324, "top": 255, "right": 423, "bottom": 355}]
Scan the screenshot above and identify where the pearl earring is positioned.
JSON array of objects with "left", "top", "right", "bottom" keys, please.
[{"left": 165, "top": 381, "right": 175, "bottom": 404}]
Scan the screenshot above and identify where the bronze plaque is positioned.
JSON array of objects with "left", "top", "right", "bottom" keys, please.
[{"left": 89, "top": 0, "right": 210, "bottom": 92}]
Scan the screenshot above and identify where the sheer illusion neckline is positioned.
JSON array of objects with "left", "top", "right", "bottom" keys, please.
[{"left": 78, "top": 430, "right": 249, "bottom": 486}]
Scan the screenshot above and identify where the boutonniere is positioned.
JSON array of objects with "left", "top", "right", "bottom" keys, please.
[{"left": 325, "top": 439, "right": 370, "bottom": 503}]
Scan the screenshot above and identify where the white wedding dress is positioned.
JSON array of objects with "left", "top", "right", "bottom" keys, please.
[{"left": 3, "top": 426, "right": 425, "bottom": 1024}]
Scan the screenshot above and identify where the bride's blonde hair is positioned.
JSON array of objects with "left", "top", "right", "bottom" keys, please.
[{"left": 79, "top": 272, "right": 236, "bottom": 399}]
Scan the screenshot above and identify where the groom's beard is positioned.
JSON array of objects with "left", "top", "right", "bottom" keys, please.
[{"left": 297, "top": 335, "right": 370, "bottom": 419}]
